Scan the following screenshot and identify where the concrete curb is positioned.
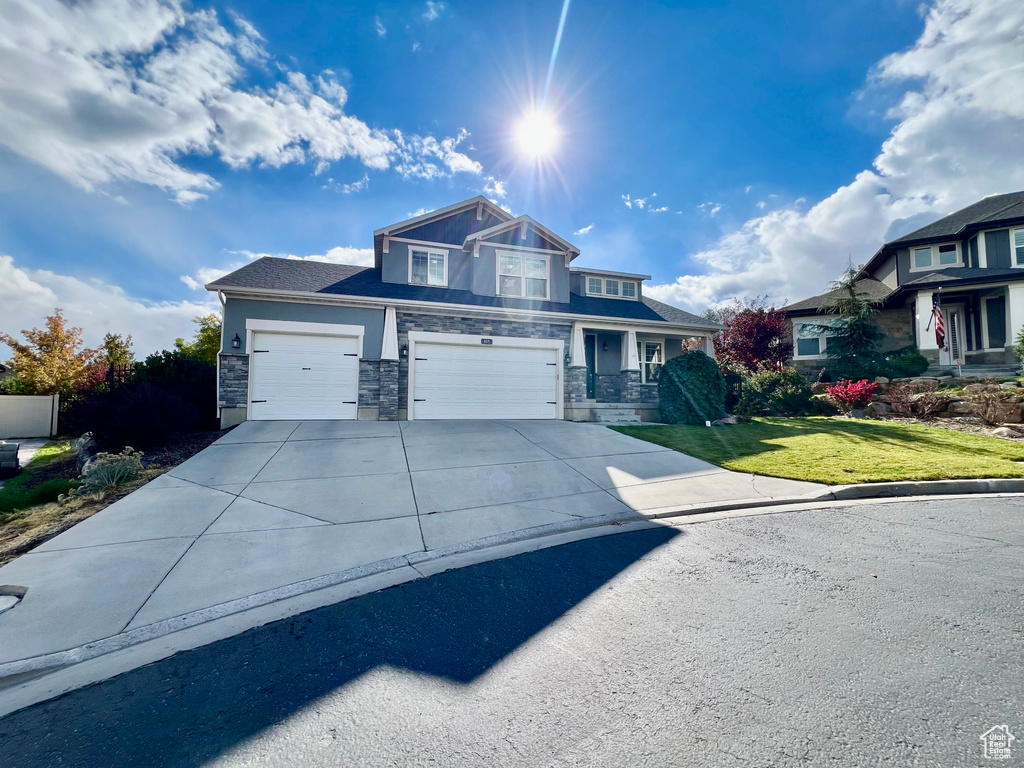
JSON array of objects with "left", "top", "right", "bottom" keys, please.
[{"left": 0, "top": 476, "right": 1021, "bottom": 716}]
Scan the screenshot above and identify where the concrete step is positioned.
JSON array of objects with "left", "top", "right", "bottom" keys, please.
[{"left": 592, "top": 410, "right": 642, "bottom": 424}]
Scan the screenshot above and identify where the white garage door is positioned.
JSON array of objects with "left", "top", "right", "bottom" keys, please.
[
  {"left": 249, "top": 331, "right": 360, "bottom": 420},
  {"left": 412, "top": 341, "right": 560, "bottom": 420}
]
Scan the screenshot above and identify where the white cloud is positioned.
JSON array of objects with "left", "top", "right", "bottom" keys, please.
[
  {"left": 393, "top": 128, "right": 482, "bottom": 179},
  {"left": 484, "top": 176, "right": 507, "bottom": 198},
  {"left": 423, "top": 2, "right": 446, "bottom": 22},
  {"left": 648, "top": 0, "right": 1024, "bottom": 313},
  {"left": 1, "top": 254, "right": 215, "bottom": 358},
  {"left": 374, "top": 16, "right": 386, "bottom": 36},
  {"left": 756, "top": 201, "right": 767, "bottom": 210},
  {"left": 0, "top": 0, "right": 481, "bottom": 203},
  {"left": 744, "top": 185, "right": 752, "bottom": 193},
  {"left": 341, "top": 173, "right": 369, "bottom": 194},
  {"left": 412, "top": 42, "right": 421, "bottom": 52},
  {"left": 574, "top": 224, "right": 594, "bottom": 235},
  {"left": 650, "top": 206, "right": 668, "bottom": 213},
  {"left": 698, "top": 202, "right": 722, "bottom": 217}
]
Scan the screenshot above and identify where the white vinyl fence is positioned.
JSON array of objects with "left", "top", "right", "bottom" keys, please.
[{"left": 0, "top": 394, "right": 60, "bottom": 439}]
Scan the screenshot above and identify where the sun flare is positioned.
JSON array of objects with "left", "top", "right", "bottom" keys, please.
[{"left": 515, "top": 110, "right": 560, "bottom": 158}]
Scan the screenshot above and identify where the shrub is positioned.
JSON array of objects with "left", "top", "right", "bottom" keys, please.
[
  {"left": 64, "top": 383, "right": 204, "bottom": 451},
  {"left": 882, "top": 347, "right": 929, "bottom": 378},
  {"left": 825, "top": 379, "right": 878, "bottom": 413},
  {"left": 735, "top": 368, "right": 813, "bottom": 417},
  {"left": 658, "top": 351, "right": 727, "bottom": 425},
  {"left": 66, "top": 447, "right": 144, "bottom": 499}
]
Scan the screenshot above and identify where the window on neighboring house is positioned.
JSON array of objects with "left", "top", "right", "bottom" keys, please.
[
  {"left": 635, "top": 340, "right": 663, "bottom": 383},
  {"left": 913, "top": 247, "right": 933, "bottom": 269},
  {"left": 498, "top": 253, "right": 548, "bottom": 299},
  {"left": 794, "top": 320, "right": 838, "bottom": 358},
  {"left": 621, "top": 281, "right": 636, "bottom": 298},
  {"left": 587, "top": 276, "right": 603, "bottom": 294},
  {"left": 938, "top": 243, "right": 959, "bottom": 265},
  {"left": 1014, "top": 228, "right": 1024, "bottom": 267},
  {"left": 410, "top": 250, "right": 446, "bottom": 286},
  {"left": 605, "top": 279, "right": 619, "bottom": 296}
]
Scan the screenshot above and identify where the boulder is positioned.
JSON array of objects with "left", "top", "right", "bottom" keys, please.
[
  {"left": 991, "top": 399, "right": 1024, "bottom": 424},
  {"left": 811, "top": 382, "right": 829, "bottom": 395},
  {"left": 874, "top": 376, "right": 890, "bottom": 385},
  {"left": 848, "top": 408, "right": 868, "bottom": 419},
  {"left": 719, "top": 415, "right": 743, "bottom": 425},
  {"left": 945, "top": 401, "right": 975, "bottom": 415},
  {"left": 999, "top": 382, "right": 1021, "bottom": 390},
  {"left": 865, "top": 401, "right": 892, "bottom": 418},
  {"left": 991, "top": 427, "right": 1018, "bottom": 438}
]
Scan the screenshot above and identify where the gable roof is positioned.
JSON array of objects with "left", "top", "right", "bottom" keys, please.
[
  {"left": 784, "top": 277, "right": 893, "bottom": 316},
  {"left": 889, "top": 191, "right": 1024, "bottom": 245},
  {"left": 373, "top": 196, "right": 512, "bottom": 237},
  {"left": 207, "top": 257, "right": 715, "bottom": 330},
  {"left": 463, "top": 215, "right": 581, "bottom": 259}
]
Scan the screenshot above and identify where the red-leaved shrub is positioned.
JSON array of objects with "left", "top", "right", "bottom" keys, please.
[{"left": 825, "top": 379, "right": 878, "bottom": 413}]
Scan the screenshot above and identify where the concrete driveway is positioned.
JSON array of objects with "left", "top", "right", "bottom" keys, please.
[{"left": 0, "top": 420, "right": 824, "bottom": 673}]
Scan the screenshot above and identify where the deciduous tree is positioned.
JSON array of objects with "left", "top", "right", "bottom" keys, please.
[
  {"left": 712, "top": 296, "right": 792, "bottom": 373},
  {"left": 174, "top": 313, "right": 221, "bottom": 365},
  {"left": 0, "top": 309, "right": 99, "bottom": 395}
]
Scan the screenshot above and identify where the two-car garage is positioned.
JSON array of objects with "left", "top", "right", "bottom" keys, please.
[{"left": 244, "top": 320, "right": 563, "bottom": 421}]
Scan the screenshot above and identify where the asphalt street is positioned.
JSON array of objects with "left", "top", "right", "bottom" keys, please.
[{"left": 2, "top": 497, "right": 1021, "bottom": 767}]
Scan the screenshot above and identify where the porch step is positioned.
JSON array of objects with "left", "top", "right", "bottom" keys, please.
[
  {"left": 923, "top": 365, "right": 1021, "bottom": 379},
  {"left": 592, "top": 409, "right": 642, "bottom": 424}
]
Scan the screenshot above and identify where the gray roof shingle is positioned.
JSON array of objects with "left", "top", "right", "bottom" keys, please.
[
  {"left": 890, "top": 191, "right": 1024, "bottom": 245},
  {"left": 784, "top": 277, "right": 893, "bottom": 315},
  {"left": 208, "top": 257, "right": 718, "bottom": 329}
]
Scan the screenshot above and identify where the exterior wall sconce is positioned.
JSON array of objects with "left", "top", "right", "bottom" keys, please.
[
  {"left": 231, "top": 333, "right": 241, "bottom": 350},
  {"left": 602, "top": 341, "right": 609, "bottom": 352},
  {"left": 400, "top": 344, "right": 409, "bottom": 358}
]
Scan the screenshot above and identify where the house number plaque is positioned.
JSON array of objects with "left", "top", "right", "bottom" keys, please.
[{"left": 480, "top": 338, "right": 493, "bottom": 344}]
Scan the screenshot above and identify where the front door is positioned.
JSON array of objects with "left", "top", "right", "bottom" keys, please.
[
  {"left": 939, "top": 306, "right": 964, "bottom": 366},
  {"left": 584, "top": 334, "right": 596, "bottom": 399}
]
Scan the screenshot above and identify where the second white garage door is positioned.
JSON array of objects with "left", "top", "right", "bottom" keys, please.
[
  {"left": 411, "top": 339, "right": 561, "bottom": 420},
  {"left": 249, "top": 331, "right": 360, "bottom": 421}
]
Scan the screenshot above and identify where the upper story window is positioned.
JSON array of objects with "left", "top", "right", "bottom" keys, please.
[
  {"left": 1014, "top": 227, "right": 1024, "bottom": 267},
  {"left": 410, "top": 249, "right": 447, "bottom": 286},
  {"left": 498, "top": 252, "right": 549, "bottom": 299},
  {"left": 584, "top": 276, "right": 639, "bottom": 300},
  {"left": 911, "top": 242, "right": 961, "bottom": 271}
]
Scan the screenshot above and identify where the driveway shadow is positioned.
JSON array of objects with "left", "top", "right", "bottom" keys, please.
[{"left": 1, "top": 526, "right": 679, "bottom": 767}]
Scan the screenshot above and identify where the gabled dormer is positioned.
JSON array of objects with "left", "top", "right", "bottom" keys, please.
[{"left": 372, "top": 196, "right": 581, "bottom": 304}]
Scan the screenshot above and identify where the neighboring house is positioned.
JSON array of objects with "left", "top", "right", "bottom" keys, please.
[
  {"left": 207, "top": 196, "right": 721, "bottom": 427},
  {"left": 786, "top": 191, "right": 1024, "bottom": 376},
  {"left": 0, "top": 362, "right": 11, "bottom": 381}
]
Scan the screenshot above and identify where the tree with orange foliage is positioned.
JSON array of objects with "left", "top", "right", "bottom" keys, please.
[{"left": 0, "top": 309, "right": 99, "bottom": 395}]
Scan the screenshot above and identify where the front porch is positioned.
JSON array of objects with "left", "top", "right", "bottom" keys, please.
[
  {"left": 914, "top": 283, "right": 1024, "bottom": 371},
  {"left": 564, "top": 321, "right": 715, "bottom": 422}
]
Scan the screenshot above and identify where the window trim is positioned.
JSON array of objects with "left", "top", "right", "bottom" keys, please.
[
  {"left": 408, "top": 247, "right": 449, "bottom": 287},
  {"left": 792, "top": 317, "right": 839, "bottom": 360},
  {"left": 635, "top": 338, "right": 664, "bottom": 384},
  {"left": 495, "top": 250, "right": 551, "bottom": 300},
  {"left": 1012, "top": 227, "right": 1024, "bottom": 268},
  {"left": 605, "top": 279, "right": 620, "bottom": 296},
  {"left": 908, "top": 241, "right": 962, "bottom": 272},
  {"left": 584, "top": 275, "right": 639, "bottom": 300}
]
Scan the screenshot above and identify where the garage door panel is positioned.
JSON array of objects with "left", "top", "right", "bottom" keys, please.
[
  {"left": 412, "top": 340, "right": 560, "bottom": 420},
  {"left": 250, "top": 331, "right": 359, "bottom": 421}
]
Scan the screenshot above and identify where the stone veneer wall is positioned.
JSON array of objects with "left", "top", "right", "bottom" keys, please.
[
  {"left": 595, "top": 374, "right": 620, "bottom": 402},
  {"left": 395, "top": 310, "right": 573, "bottom": 410},
  {"left": 566, "top": 366, "right": 588, "bottom": 404},
  {"left": 789, "top": 305, "right": 917, "bottom": 379},
  {"left": 218, "top": 353, "right": 249, "bottom": 408},
  {"left": 379, "top": 360, "right": 399, "bottom": 419},
  {"left": 620, "top": 370, "right": 643, "bottom": 403},
  {"left": 358, "top": 360, "right": 381, "bottom": 409}
]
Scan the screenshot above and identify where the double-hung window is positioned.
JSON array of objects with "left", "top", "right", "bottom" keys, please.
[
  {"left": 410, "top": 249, "right": 447, "bottom": 286},
  {"left": 1014, "top": 228, "right": 1024, "bottom": 267},
  {"left": 635, "top": 340, "right": 663, "bottom": 383},
  {"left": 498, "top": 252, "right": 548, "bottom": 299}
]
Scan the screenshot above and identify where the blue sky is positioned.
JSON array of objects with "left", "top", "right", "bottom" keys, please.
[{"left": 2, "top": 0, "right": 1023, "bottom": 355}]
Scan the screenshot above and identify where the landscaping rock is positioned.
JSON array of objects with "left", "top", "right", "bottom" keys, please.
[
  {"left": 848, "top": 408, "right": 868, "bottom": 419},
  {"left": 719, "top": 415, "right": 743, "bottom": 425},
  {"left": 865, "top": 401, "right": 892, "bottom": 418},
  {"left": 946, "top": 401, "right": 975, "bottom": 415},
  {"left": 991, "top": 427, "right": 1018, "bottom": 438},
  {"left": 710, "top": 420, "right": 725, "bottom": 427},
  {"left": 811, "top": 382, "right": 829, "bottom": 395},
  {"left": 874, "top": 376, "right": 890, "bottom": 385},
  {"left": 999, "top": 382, "right": 1021, "bottom": 390},
  {"left": 992, "top": 400, "right": 1024, "bottom": 424}
]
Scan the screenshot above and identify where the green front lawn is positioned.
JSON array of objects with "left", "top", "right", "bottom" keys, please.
[
  {"left": 612, "top": 418, "right": 1024, "bottom": 485},
  {"left": 0, "top": 441, "right": 77, "bottom": 520}
]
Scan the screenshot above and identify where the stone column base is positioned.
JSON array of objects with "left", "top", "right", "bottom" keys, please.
[
  {"left": 620, "top": 370, "right": 642, "bottom": 403},
  {"left": 566, "top": 366, "right": 588, "bottom": 405},
  {"left": 379, "top": 360, "right": 399, "bottom": 420}
]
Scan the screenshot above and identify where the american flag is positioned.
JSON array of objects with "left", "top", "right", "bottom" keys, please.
[{"left": 926, "top": 293, "right": 946, "bottom": 349}]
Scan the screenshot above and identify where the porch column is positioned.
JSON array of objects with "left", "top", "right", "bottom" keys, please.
[
  {"left": 915, "top": 290, "right": 938, "bottom": 354},
  {"left": 620, "top": 330, "right": 642, "bottom": 403},
  {"left": 1008, "top": 284, "right": 1024, "bottom": 354},
  {"left": 702, "top": 335, "right": 716, "bottom": 359},
  {"left": 565, "top": 322, "right": 588, "bottom": 406},
  {"left": 381, "top": 305, "right": 399, "bottom": 360}
]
